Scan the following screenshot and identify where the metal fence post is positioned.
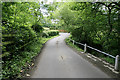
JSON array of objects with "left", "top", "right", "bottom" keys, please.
[
  {"left": 114, "top": 55, "right": 119, "bottom": 71},
  {"left": 84, "top": 43, "right": 87, "bottom": 53},
  {"left": 73, "top": 40, "right": 74, "bottom": 45}
]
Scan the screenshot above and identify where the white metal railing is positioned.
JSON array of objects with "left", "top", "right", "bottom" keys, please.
[{"left": 69, "top": 38, "right": 119, "bottom": 71}]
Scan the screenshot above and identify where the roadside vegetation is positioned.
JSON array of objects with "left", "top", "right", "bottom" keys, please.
[
  {"left": 1, "top": 2, "right": 59, "bottom": 79},
  {"left": 65, "top": 36, "right": 84, "bottom": 53}
]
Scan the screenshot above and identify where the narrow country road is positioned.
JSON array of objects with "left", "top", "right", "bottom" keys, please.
[{"left": 30, "top": 33, "right": 110, "bottom": 78}]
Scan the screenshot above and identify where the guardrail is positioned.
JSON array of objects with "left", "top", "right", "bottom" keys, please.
[{"left": 69, "top": 38, "right": 119, "bottom": 71}]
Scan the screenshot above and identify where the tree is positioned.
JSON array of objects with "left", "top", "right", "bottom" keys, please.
[{"left": 53, "top": 2, "right": 120, "bottom": 56}]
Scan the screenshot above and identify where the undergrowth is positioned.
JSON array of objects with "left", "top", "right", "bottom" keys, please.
[
  {"left": 65, "top": 38, "right": 84, "bottom": 52},
  {"left": 2, "top": 35, "right": 59, "bottom": 79}
]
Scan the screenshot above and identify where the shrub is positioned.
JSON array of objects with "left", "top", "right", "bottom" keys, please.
[
  {"left": 31, "top": 24, "right": 43, "bottom": 33},
  {"left": 42, "top": 31, "right": 59, "bottom": 37},
  {"left": 47, "top": 31, "right": 59, "bottom": 36}
]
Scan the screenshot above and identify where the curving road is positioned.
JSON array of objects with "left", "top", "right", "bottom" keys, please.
[{"left": 30, "top": 33, "right": 110, "bottom": 78}]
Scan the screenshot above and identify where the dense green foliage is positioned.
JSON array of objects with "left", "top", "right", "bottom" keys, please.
[
  {"left": 52, "top": 2, "right": 120, "bottom": 57},
  {"left": 1, "top": 2, "right": 59, "bottom": 79},
  {"left": 2, "top": 2, "right": 43, "bottom": 54}
]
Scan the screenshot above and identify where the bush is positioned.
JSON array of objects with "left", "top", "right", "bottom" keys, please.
[
  {"left": 3, "top": 26, "right": 37, "bottom": 56},
  {"left": 48, "top": 31, "right": 59, "bottom": 36},
  {"left": 31, "top": 24, "right": 43, "bottom": 33},
  {"left": 42, "top": 31, "right": 59, "bottom": 37}
]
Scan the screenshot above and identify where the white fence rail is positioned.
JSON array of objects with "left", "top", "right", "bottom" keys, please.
[{"left": 69, "top": 38, "right": 119, "bottom": 71}]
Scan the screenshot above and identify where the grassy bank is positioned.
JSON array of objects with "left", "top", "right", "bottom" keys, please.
[{"left": 2, "top": 35, "right": 59, "bottom": 79}]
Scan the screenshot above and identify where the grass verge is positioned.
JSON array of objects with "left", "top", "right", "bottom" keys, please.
[{"left": 65, "top": 38, "right": 84, "bottom": 52}]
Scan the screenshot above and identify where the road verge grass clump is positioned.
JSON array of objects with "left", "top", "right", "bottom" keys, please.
[{"left": 65, "top": 37, "right": 84, "bottom": 52}]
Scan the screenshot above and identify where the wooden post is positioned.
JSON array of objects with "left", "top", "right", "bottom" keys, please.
[
  {"left": 115, "top": 55, "right": 119, "bottom": 71},
  {"left": 84, "top": 43, "right": 87, "bottom": 53}
]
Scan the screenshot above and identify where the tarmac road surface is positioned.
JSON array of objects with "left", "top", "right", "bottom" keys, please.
[{"left": 30, "top": 33, "right": 110, "bottom": 78}]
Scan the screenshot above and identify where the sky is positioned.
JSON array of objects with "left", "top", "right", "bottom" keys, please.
[{"left": 39, "top": 0, "right": 63, "bottom": 17}]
